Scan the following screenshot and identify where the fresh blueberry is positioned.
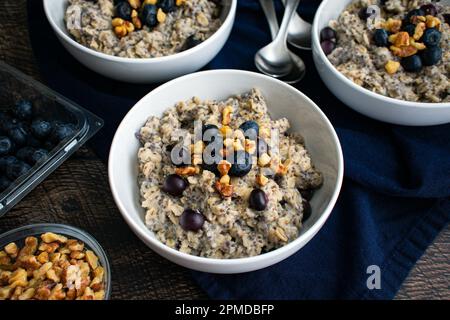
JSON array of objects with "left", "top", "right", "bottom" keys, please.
[
  {"left": 0, "top": 137, "right": 13, "bottom": 156},
  {"left": 320, "top": 27, "right": 336, "bottom": 42},
  {"left": 31, "top": 148, "right": 49, "bottom": 164},
  {"left": 202, "top": 124, "right": 220, "bottom": 143},
  {"left": 403, "top": 24, "right": 416, "bottom": 37},
  {"left": 31, "top": 119, "right": 52, "bottom": 140},
  {"left": 373, "top": 29, "right": 389, "bottom": 46},
  {"left": 158, "top": 0, "right": 175, "bottom": 13},
  {"left": 0, "top": 113, "right": 15, "bottom": 133},
  {"left": 16, "top": 147, "right": 35, "bottom": 164},
  {"left": 13, "top": 100, "right": 33, "bottom": 121},
  {"left": 406, "top": 9, "right": 425, "bottom": 23},
  {"left": 249, "top": 189, "right": 268, "bottom": 211},
  {"left": 179, "top": 209, "right": 205, "bottom": 232},
  {"left": 6, "top": 159, "right": 31, "bottom": 180},
  {"left": 181, "top": 35, "right": 202, "bottom": 51},
  {"left": 27, "top": 135, "right": 42, "bottom": 148},
  {"left": 43, "top": 140, "right": 56, "bottom": 151},
  {"left": 141, "top": 4, "right": 158, "bottom": 28},
  {"left": 0, "top": 176, "right": 11, "bottom": 192},
  {"left": 301, "top": 199, "right": 312, "bottom": 222},
  {"left": 422, "top": 28, "right": 441, "bottom": 47},
  {"left": 401, "top": 55, "right": 423, "bottom": 72},
  {"left": 256, "top": 138, "right": 269, "bottom": 157},
  {"left": 170, "top": 144, "right": 191, "bottom": 167},
  {"left": 50, "top": 123, "right": 76, "bottom": 143},
  {"left": 321, "top": 40, "right": 336, "bottom": 55},
  {"left": 162, "top": 174, "right": 188, "bottom": 197},
  {"left": 115, "top": 1, "right": 132, "bottom": 20},
  {"left": 201, "top": 142, "right": 222, "bottom": 175},
  {"left": 420, "top": 4, "right": 437, "bottom": 16},
  {"left": 421, "top": 46, "right": 442, "bottom": 66},
  {"left": 358, "top": 6, "right": 377, "bottom": 20},
  {"left": 8, "top": 126, "right": 28, "bottom": 147},
  {"left": 239, "top": 121, "right": 259, "bottom": 141},
  {"left": 229, "top": 151, "right": 252, "bottom": 177},
  {"left": 0, "top": 156, "right": 17, "bottom": 173}
]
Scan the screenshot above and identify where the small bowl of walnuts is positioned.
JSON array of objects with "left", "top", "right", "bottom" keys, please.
[{"left": 0, "top": 224, "right": 111, "bottom": 300}]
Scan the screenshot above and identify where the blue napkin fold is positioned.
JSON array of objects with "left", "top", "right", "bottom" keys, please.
[{"left": 27, "top": 0, "right": 449, "bottom": 299}]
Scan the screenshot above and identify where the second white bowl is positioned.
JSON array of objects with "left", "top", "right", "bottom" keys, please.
[
  {"left": 43, "top": 0, "right": 236, "bottom": 83},
  {"left": 108, "top": 70, "right": 343, "bottom": 273}
]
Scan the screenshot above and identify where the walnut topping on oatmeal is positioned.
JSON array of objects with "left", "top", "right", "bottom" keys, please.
[{"left": 0, "top": 234, "right": 106, "bottom": 300}]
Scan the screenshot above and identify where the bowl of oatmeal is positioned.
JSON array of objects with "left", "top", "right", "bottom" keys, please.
[
  {"left": 108, "top": 70, "right": 343, "bottom": 273},
  {"left": 312, "top": 0, "right": 450, "bottom": 126},
  {"left": 43, "top": 0, "right": 236, "bottom": 83}
]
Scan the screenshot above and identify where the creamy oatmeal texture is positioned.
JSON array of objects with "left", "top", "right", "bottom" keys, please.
[
  {"left": 65, "top": 0, "right": 222, "bottom": 58},
  {"left": 327, "top": 0, "right": 449, "bottom": 103},
  {"left": 137, "top": 89, "right": 322, "bottom": 258}
]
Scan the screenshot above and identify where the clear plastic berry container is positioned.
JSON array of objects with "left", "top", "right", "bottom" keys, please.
[
  {"left": 0, "top": 61, "right": 103, "bottom": 217},
  {"left": 0, "top": 223, "right": 111, "bottom": 299}
]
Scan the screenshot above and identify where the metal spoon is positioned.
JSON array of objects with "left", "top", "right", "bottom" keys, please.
[
  {"left": 256, "top": 0, "right": 305, "bottom": 83},
  {"left": 282, "top": 0, "right": 312, "bottom": 50}
]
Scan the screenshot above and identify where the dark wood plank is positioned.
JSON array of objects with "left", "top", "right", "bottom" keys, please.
[{"left": 0, "top": 0, "right": 447, "bottom": 300}]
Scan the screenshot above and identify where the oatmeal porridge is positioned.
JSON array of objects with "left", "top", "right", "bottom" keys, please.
[
  {"left": 137, "top": 89, "right": 322, "bottom": 259},
  {"left": 65, "top": 0, "right": 222, "bottom": 58},
  {"left": 320, "top": 0, "right": 449, "bottom": 103}
]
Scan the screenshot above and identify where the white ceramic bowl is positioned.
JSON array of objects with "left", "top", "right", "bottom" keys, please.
[
  {"left": 108, "top": 70, "right": 344, "bottom": 273},
  {"left": 43, "top": 0, "right": 236, "bottom": 83},
  {"left": 312, "top": 0, "right": 450, "bottom": 126}
]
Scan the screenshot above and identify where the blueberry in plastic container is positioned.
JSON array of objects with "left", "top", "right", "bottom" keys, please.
[
  {"left": 31, "top": 119, "right": 52, "bottom": 140},
  {"left": 0, "top": 156, "right": 17, "bottom": 173},
  {"left": 50, "top": 122, "right": 76, "bottom": 144},
  {"left": 0, "top": 136, "right": 13, "bottom": 156},
  {"left": 6, "top": 159, "right": 31, "bottom": 180},
  {"left": 13, "top": 100, "right": 33, "bottom": 121},
  {"left": 16, "top": 146, "right": 35, "bottom": 164},
  {"left": 31, "top": 149, "right": 49, "bottom": 165},
  {"left": 8, "top": 125, "right": 29, "bottom": 147}
]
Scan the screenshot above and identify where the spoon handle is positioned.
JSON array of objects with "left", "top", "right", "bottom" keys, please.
[
  {"left": 274, "top": 0, "right": 300, "bottom": 45},
  {"left": 259, "top": 0, "right": 279, "bottom": 40}
]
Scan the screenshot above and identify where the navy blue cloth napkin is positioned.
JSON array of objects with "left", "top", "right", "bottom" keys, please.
[{"left": 27, "top": 0, "right": 449, "bottom": 299}]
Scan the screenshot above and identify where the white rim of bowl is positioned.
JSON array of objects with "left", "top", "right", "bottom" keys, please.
[
  {"left": 108, "top": 69, "right": 344, "bottom": 266},
  {"left": 43, "top": 0, "right": 237, "bottom": 64},
  {"left": 312, "top": 0, "right": 450, "bottom": 109}
]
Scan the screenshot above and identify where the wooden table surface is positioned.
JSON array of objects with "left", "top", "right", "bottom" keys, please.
[{"left": 0, "top": 0, "right": 448, "bottom": 300}]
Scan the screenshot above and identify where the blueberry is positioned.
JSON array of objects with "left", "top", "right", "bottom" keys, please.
[
  {"left": 8, "top": 126, "right": 28, "bottom": 147},
  {"left": 401, "top": 55, "right": 423, "bottom": 72},
  {"left": 141, "top": 4, "right": 158, "bottom": 28},
  {"left": 256, "top": 138, "right": 269, "bottom": 157},
  {"left": 0, "top": 113, "right": 15, "bottom": 133},
  {"left": 31, "top": 148, "right": 48, "bottom": 164},
  {"left": 302, "top": 199, "right": 312, "bottom": 222},
  {"left": 403, "top": 24, "right": 416, "bottom": 37},
  {"left": 299, "top": 188, "right": 315, "bottom": 201},
  {"left": 202, "top": 124, "right": 220, "bottom": 143},
  {"left": 358, "top": 6, "right": 377, "bottom": 20},
  {"left": 420, "top": 4, "right": 437, "bottom": 16},
  {"left": 421, "top": 46, "right": 442, "bottom": 66},
  {"left": 31, "top": 119, "right": 52, "bottom": 140},
  {"left": 249, "top": 189, "right": 268, "bottom": 211},
  {"left": 43, "top": 140, "right": 56, "bottom": 151},
  {"left": 158, "top": 0, "right": 175, "bottom": 13},
  {"left": 16, "top": 147, "right": 35, "bottom": 164},
  {"left": 179, "top": 209, "right": 205, "bottom": 232},
  {"left": 0, "top": 176, "right": 11, "bottom": 192},
  {"left": 170, "top": 144, "right": 191, "bottom": 167},
  {"left": 115, "top": 1, "right": 132, "bottom": 20},
  {"left": 27, "top": 135, "right": 42, "bottom": 148},
  {"left": 321, "top": 40, "right": 336, "bottom": 55},
  {"left": 239, "top": 121, "right": 259, "bottom": 141},
  {"left": 13, "top": 100, "right": 33, "bottom": 121},
  {"left": 373, "top": 29, "right": 389, "bottom": 46},
  {"left": 320, "top": 27, "right": 336, "bottom": 42},
  {"left": 201, "top": 141, "right": 222, "bottom": 175},
  {"left": 0, "top": 156, "right": 17, "bottom": 173},
  {"left": 406, "top": 9, "right": 425, "bottom": 23},
  {"left": 6, "top": 159, "right": 31, "bottom": 180},
  {"left": 50, "top": 123, "right": 76, "bottom": 143},
  {"left": 162, "top": 174, "right": 188, "bottom": 197},
  {"left": 181, "top": 35, "right": 202, "bottom": 51},
  {"left": 422, "top": 28, "right": 441, "bottom": 47},
  {"left": 0, "top": 137, "right": 13, "bottom": 156},
  {"left": 229, "top": 151, "right": 252, "bottom": 177}
]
